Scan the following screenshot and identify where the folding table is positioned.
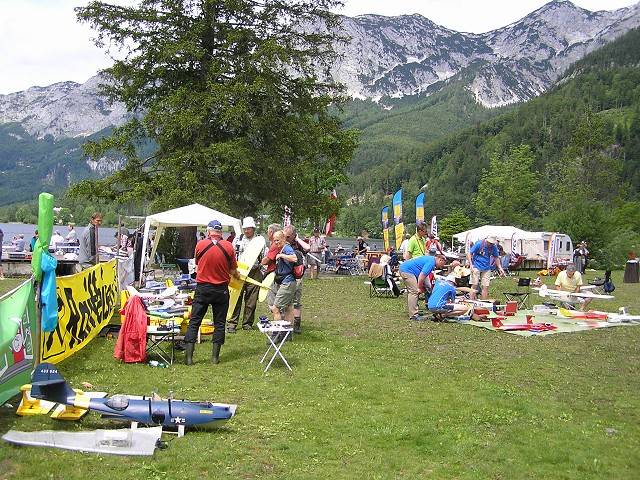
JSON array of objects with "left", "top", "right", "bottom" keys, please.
[
  {"left": 146, "top": 326, "right": 180, "bottom": 365},
  {"left": 257, "top": 321, "right": 293, "bottom": 372}
]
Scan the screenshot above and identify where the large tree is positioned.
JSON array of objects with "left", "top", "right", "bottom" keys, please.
[{"left": 69, "top": 0, "right": 358, "bottom": 221}]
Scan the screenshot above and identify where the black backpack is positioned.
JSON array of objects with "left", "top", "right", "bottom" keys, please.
[{"left": 293, "top": 250, "right": 306, "bottom": 279}]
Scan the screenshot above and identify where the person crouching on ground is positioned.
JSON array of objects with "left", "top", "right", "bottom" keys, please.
[
  {"left": 270, "top": 230, "right": 298, "bottom": 325},
  {"left": 184, "top": 220, "right": 240, "bottom": 365},
  {"left": 398, "top": 253, "right": 447, "bottom": 320},
  {"left": 427, "top": 271, "right": 471, "bottom": 321}
]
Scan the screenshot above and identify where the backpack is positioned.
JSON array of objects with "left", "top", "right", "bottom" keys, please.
[
  {"left": 603, "top": 279, "right": 615, "bottom": 293},
  {"left": 293, "top": 249, "right": 306, "bottom": 279}
]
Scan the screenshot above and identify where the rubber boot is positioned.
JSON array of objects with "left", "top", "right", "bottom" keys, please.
[
  {"left": 293, "top": 317, "right": 302, "bottom": 334},
  {"left": 212, "top": 343, "right": 221, "bottom": 364},
  {"left": 185, "top": 342, "right": 195, "bottom": 365}
]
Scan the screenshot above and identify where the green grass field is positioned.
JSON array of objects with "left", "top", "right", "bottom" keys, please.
[{"left": 0, "top": 270, "right": 638, "bottom": 479}]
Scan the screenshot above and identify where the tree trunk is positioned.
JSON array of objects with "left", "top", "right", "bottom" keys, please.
[{"left": 178, "top": 226, "right": 198, "bottom": 258}]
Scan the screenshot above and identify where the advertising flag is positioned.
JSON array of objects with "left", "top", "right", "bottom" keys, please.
[
  {"left": 283, "top": 205, "right": 291, "bottom": 228},
  {"left": 415, "top": 192, "right": 425, "bottom": 225},
  {"left": 430, "top": 215, "right": 438, "bottom": 238},
  {"left": 381, "top": 206, "right": 390, "bottom": 251},
  {"left": 510, "top": 232, "right": 518, "bottom": 264},
  {"left": 392, "top": 189, "right": 404, "bottom": 250},
  {"left": 323, "top": 189, "right": 338, "bottom": 236},
  {"left": 547, "top": 232, "right": 557, "bottom": 270}
]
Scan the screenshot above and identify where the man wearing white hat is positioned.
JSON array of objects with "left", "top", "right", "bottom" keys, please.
[
  {"left": 228, "top": 216, "right": 265, "bottom": 333},
  {"left": 467, "top": 235, "right": 504, "bottom": 300}
]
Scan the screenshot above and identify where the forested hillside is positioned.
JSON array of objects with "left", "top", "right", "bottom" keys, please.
[{"left": 340, "top": 28, "right": 640, "bottom": 268}]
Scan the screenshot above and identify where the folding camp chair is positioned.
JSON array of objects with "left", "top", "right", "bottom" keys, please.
[
  {"left": 503, "top": 277, "right": 531, "bottom": 310},
  {"left": 367, "top": 276, "right": 396, "bottom": 298}
]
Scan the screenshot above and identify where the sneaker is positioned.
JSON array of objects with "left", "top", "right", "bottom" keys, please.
[
  {"left": 227, "top": 327, "right": 236, "bottom": 334},
  {"left": 409, "top": 315, "right": 429, "bottom": 321}
]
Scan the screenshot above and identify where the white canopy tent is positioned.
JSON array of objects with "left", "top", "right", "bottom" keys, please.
[
  {"left": 139, "top": 203, "right": 241, "bottom": 282},
  {"left": 452, "top": 225, "right": 573, "bottom": 262}
]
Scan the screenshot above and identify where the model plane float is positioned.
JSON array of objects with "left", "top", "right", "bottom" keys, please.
[{"left": 30, "top": 363, "right": 236, "bottom": 437}]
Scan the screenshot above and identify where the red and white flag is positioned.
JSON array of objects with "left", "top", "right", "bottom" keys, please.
[{"left": 324, "top": 189, "right": 337, "bottom": 236}]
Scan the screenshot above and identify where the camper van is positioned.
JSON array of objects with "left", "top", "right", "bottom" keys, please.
[{"left": 453, "top": 225, "right": 574, "bottom": 269}]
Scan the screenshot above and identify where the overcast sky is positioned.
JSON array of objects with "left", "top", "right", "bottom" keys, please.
[{"left": 0, "top": 0, "right": 636, "bottom": 95}]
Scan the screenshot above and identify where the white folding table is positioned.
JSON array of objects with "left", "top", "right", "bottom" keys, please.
[{"left": 257, "top": 321, "right": 293, "bottom": 372}]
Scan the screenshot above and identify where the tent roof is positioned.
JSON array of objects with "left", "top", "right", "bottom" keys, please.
[
  {"left": 453, "top": 225, "right": 533, "bottom": 242},
  {"left": 145, "top": 203, "right": 241, "bottom": 231}
]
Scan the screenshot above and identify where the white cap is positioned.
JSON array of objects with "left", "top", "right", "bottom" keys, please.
[{"left": 242, "top": 216, "right": 256, "bottom": 229}]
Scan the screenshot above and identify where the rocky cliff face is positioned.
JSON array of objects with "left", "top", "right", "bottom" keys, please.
[
  {"left": 330, "top": 1, "right": 640, "bottom": 106},
  {"left": 0, "top": 0, "right": 638, "bottom": 140}
]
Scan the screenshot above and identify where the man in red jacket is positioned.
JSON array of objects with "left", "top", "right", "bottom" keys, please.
[{"left": 184, "top": 220, "right": 240, "bottom": 365}]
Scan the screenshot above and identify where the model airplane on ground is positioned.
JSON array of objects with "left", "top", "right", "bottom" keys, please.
[
  {"left": 30, "top": 363, "right": 236, "bottom": 436},
  {"left": 491, "top": 317, "right": 557, "bottom": 332},
  {"left": 534, "top": 285, "right": 614, "bottom": 301}
]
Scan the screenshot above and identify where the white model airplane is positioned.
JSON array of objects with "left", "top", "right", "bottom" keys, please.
[{"left": 534, "top": 285, "right": 614, "bottom": 301}]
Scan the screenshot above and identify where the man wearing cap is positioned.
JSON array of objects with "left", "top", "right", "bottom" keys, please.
[
  {"left": 228, "top": 216, "right": 265, "bottom": 333},
  {"left": 467, "top": 235, "right": 504, "bottom": 300},
  {"left": 555, "top": 263, "right": 592, "bottom": 311},
  {"left": 427, "top": 269, "right": 471, "bottom": 320},
  {"left": 426, "top": 234, "right": 444, "bottom": 256},
  {"left": 184, "top": 220, "right": 240, "bottom": 365},
  {"left": 308, "top": 228, "right": 326, "bottom": 280},
  {"left": 399, "top": 253, "right": 447, "bottom": 320}
]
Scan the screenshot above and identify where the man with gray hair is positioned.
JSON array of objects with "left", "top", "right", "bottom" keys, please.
[
  {"left": 261, "top": 223, "right": 283, "bottom": 309},
  {"left": 467, "top": 235, "right": 504, "bottom": 300},
  {"left": 555, "top": 263, "right": 592, "bottom": 311}
]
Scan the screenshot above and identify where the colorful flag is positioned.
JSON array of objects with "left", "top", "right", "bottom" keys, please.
[
  {"left": 323, "top": 189, "right": 337, "bottom": 236},
  {"left": 510, "top": 232, "right": 518, "bottom": 264},
  {"left": 393, "top": 189, "right": 404, "bottom": 250},
  {"left": 415, "top": 192, "right": 425, "bottom": 225},
  {"left": 430, "top": 215, "right": 438, "bottom": 238},
  {"left": 381, "top": 206, "right": 390, "bottom": 251},
  {"left": 283, "top": 205, "right": 291, "bottom": 228},
  {"left": 547, "top": 232, "right": 557, "bottom": 269}
]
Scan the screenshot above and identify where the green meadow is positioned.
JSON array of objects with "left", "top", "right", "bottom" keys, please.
[{"left": 0, "top": 271, "right": 638, "bottom": 479}]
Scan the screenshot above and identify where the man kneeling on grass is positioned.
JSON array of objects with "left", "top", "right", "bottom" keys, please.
[{"left": 427, "top": 273, "right": 471, "bottom": 321}]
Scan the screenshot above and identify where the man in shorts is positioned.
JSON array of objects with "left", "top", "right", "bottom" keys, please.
[{"left": 467, "top": 235, "right": 504, "bottom": 300}]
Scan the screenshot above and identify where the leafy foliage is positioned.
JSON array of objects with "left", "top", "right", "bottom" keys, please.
[{"left": 69, "top": 0, "right": 357, "bottom": 221}]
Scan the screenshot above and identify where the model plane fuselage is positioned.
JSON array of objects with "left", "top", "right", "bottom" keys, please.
[{"left": 30, "top": 363, "right": 236, "bottom": 430}]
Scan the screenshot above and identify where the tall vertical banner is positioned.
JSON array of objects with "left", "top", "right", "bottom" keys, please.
[
  {"left": 510, "top": 232, "right": 518, "bottom": 264},
  {"left": 547, "top": 232, "right": 557, "bottom": 270},
  {"left": 283, "top": 205, "right": 291, "bottom": 228},
  {"left": 430, "top": 215, "right": 438, "bottom": 237},
  {"left": 465, "top": 232, "right": 472, "bottom": 264},
  {"left": 0, "top": 279, "right": 37, "bottom": 405},
  {"left": 393, "top": 188, "right": 404, "bottom": 250},
  {"left": 415, "top": 192, "right": 425, "bottom": 226},
  {"left": 324, "top": 189, "right": 338, "bottom": 237},
  {"left": 381, "top": 206, "right": 390, "bottom": 251},
  {"left": 40, "top": 259, "right": 118, "bottom": 364}
]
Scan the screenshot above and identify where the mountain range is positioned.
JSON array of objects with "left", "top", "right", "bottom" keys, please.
[{"left": 0, "top": 0, "right": 639, "bottom": 207}]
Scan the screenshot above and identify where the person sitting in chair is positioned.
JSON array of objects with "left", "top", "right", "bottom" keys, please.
[
  {"left": 554, "top": 264, "right": 592, "bottom": 311},
  {"left": 380, "top": 254, "right": 401, "bottom": 296}
]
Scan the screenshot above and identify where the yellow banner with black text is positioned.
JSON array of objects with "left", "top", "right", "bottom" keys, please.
[{"left": 40, "top": 259, "right": 118, "bottom": 363}]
